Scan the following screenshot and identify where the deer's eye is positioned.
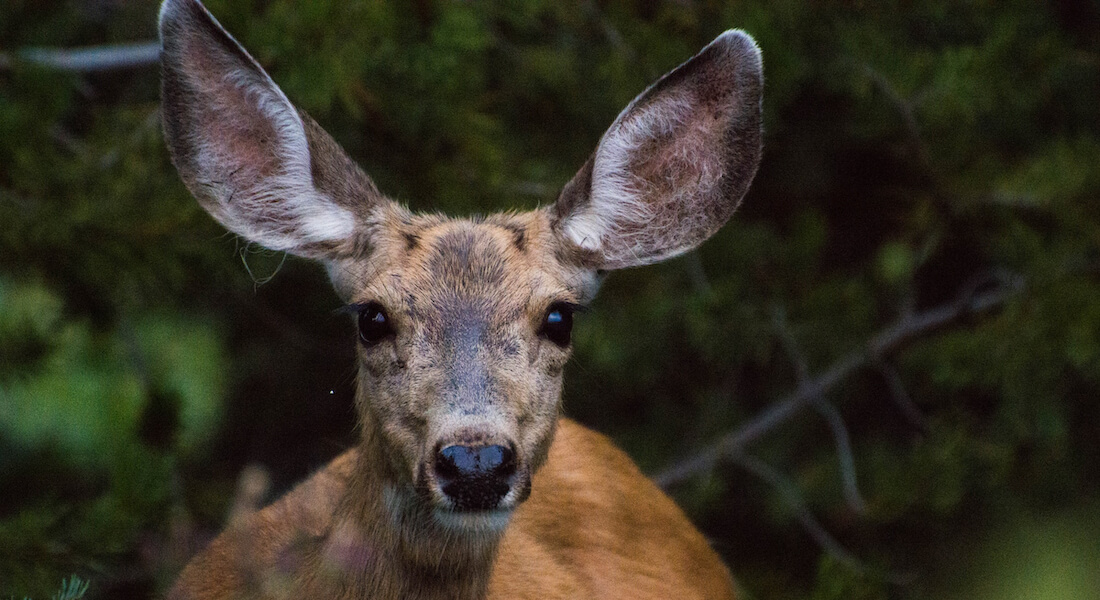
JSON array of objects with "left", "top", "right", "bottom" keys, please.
[
  {"left": 358, "top": 303, "right": 394, "bottom": 346},
  {"left": 540, "top": 303, "right": 575, "bottom": 347}
]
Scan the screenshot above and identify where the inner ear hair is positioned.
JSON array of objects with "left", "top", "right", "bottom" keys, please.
[
  {"left": 553, "top": 30, "right": 763, "bottom": 270},
  {"left": 159, "top": 0, "right": 388, "bottom": 261}
]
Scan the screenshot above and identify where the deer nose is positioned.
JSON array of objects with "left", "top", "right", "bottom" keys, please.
[{"left": 434, "top": 444, "right": 516, "bottom": 511}]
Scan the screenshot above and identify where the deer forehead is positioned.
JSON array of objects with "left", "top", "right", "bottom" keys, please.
[{"left": 351, "top": 212, "right": 579, "bottom": 328}]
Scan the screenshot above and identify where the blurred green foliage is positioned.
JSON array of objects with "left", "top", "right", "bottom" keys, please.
[{"left": 1, "top": 0, "right": 1098, "bottom": 598}]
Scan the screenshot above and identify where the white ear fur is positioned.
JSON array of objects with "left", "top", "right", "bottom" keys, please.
[
  {"left": 160, "top": 0, "right": 358, "bottom": 257},
  {"left": 562, "top": 92, "right": 703, "bottom": 256},
  {"left": 196, "top": 67, "right": 357, "bottom": 249},
  {"left": 556, "top": 30, "right": 764, "bottom": 269}
]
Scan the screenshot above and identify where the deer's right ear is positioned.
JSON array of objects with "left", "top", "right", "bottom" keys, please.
[{"left": 159, "top": 0, "right": 385, "bottom": 260}]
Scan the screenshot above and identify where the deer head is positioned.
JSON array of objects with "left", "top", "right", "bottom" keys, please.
[{"left": 160, "top": 0, "right": 761, "bottom": 537}]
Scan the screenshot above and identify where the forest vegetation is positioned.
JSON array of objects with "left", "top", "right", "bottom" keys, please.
[{"left": 1, "top": 0, "right": 1098, "bottom": 598}]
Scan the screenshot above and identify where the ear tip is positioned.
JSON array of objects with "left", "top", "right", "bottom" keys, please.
[
  {"left": 157, "top": 0, "right": 184, "bottom": 24},
  {"left": 158, "top": 0, "right": 204, "bottom": 35},
  {"left": 710, "top": 29, "right": 763, "bottom": 73},
  {"left": 713, "top": 29, "right": 760, "bottom": 52}
]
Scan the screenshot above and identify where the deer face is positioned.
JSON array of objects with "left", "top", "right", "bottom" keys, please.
[
  {"left": 159, "top": 0, "right": 761, "bottom": 534},
  {"left": 332, "top": 211, "right": 597, "bottom": 528}
]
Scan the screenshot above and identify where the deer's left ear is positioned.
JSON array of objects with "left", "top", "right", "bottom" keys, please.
[{"left": 552, "top": 30, "right": 763, "bottom": 270}]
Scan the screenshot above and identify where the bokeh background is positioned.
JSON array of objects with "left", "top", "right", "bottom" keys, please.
[{"left": 2, "top": 0, "right": 1099, "bottom": 598}]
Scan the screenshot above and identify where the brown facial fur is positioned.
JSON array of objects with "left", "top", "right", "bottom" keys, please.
[{"left": 331, "top": 208, "right": 598, "bottom": 512}]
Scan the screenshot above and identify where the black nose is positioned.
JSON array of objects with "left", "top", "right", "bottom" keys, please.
[{"left": 434, "top": 444, "right": 516, "bottom": 511}]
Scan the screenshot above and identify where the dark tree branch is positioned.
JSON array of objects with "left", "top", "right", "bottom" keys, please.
[
  {"left": 811, "top": 400, "right": 867, "bottom": 511},
  {"left": 654, "top": 274, "right": 1024, "bottom": 488},
  {"left": 0, "top": 41, "right": 160, "bottom": 72},
  {"left": 862, "top": 63, "right": 931, "bottom": 172},
  {"left": 771, "top": 306, "right": 867, "bottom": 514},
  {"left": 732, "top": 453, "right": 869, "bottom": 571},
  {"left": 734, "top": 452, "right": 919, "bottom": 585},
  {"left": 873, "top": 356, "right": 929, "bottom": 431}
]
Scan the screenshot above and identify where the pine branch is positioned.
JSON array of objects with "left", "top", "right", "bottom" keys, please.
[{"left": 52, "top": 576, "right": 89, "bottom": 600}]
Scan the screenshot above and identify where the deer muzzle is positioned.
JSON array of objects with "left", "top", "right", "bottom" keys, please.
[{"left": 434, "top": 443, "right": 517, "bottom": 511}]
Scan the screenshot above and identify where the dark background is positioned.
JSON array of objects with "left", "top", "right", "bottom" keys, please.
[{"left": 2, "top": 0, "right": 1099, "bottom": 598}]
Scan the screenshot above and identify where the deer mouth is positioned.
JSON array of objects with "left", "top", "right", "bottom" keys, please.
[{"left": 427, "top": 475, "right": 530, "bottom": 533}]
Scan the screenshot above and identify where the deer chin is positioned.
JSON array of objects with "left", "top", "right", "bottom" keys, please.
[
  {"left": 432, "top": 506, "right": 514, "bottom": 534},
  {"left": 377, "top": 466, "right": 529, "bottom": 536}
]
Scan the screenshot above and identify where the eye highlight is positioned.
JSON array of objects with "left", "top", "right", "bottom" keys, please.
[
  {"left": 356, "top": 302, "right": 395, "bottom": 346},
  {"left": 539, "top": 302, "right": 578, "bottom": 347}
]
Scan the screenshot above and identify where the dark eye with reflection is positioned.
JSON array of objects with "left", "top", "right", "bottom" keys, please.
[
  {"left": 540, "top": 303, "right": 576, "bottom": 347},
  {"left": 357, "top": 303, "right": 394, "bottom": 346}
]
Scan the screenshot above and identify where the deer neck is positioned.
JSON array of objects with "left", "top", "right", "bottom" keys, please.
[{"left": 319, "top": 417, "right": 504, "bottom": 600}]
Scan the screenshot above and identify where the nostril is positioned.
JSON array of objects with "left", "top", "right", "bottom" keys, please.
[
  {"left": 491, "top": 445, "right": 516, "bottom": 477},
  {"left": 434, "top": 446, "right": 462, "bottom": 481}
]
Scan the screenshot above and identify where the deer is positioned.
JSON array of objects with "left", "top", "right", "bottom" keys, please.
[{"left": 159, "top": 0, "right": 762, "bottom": 598}]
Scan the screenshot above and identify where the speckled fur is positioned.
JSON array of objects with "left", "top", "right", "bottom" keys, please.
[{"left": 160, "top": 0, "right": 761, "bottom": 598}]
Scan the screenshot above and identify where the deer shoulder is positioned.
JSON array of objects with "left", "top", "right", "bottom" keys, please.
[
  {"left": 171, "top": 421, "right": 733, "bottom": 599},
  {"left": 495, "top": 420, "right": 736, "bottom": 599}
]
